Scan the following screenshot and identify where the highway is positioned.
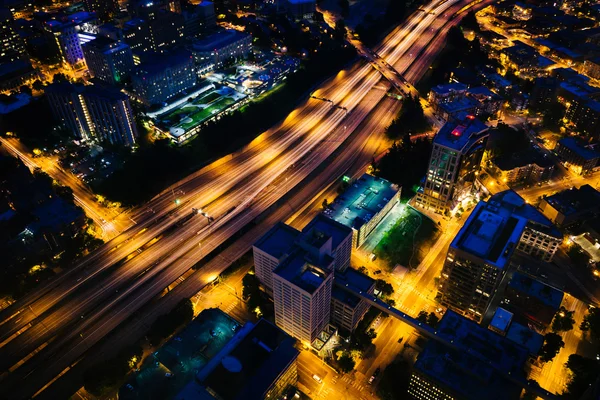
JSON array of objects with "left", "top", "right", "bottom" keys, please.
[{"left": 0, "top": 1, "right": 484, "bottom": 398}]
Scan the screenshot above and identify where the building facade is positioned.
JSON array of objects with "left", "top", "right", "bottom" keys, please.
[
  {"left": 0, "top": 7, "right": 27, "bottom": 63},
  {"left": 273, "top": 258, "right": 333, "bottom": 343},
  {"left": 45, "top": 82, "right": 138, "bottom": 146},
  {"left": 82, "top": 37, "right": 134, "bottom": 85},
  {"left": 123, "top": 11, "right": 185, "bottom": 57},
  {"left": 416, "top": 115, "right": 489, "bottom": 214},
  {"left": 43, "top": 12, "right": 98, "bottom": 66},
  {"left": 555, "top": 137, "right": 599, "bottom": 175},
  {"left": 132, "top": 49, "right": 196, "bottom": 105},
  {"left": 191, "top": 30, "right": 252, "bottom": 74}
]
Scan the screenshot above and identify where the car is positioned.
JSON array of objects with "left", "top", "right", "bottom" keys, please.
[
  {"left": 369, "top": 253, "right": 377, "bottom": 261},
  {"left": 312, "top": 374, "right": 323, "bottom": 384},
  {"left": 165, "top": 373, "right": 174, "bottom": 378},
  {"left": 125, "top": 384, "right": 134, "bottom": 390},
  {"left": 368, "top": 367, "right": 381, "bottom": 384}
]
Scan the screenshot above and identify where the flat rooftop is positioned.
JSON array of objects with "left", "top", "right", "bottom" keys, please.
[
  {"left": 452, "top": 190, "right": 561, "bottom": 269},
  {"left": 301, "top": 213, "right": 352, "bottom": 250},
  {"left": 431, "top": 82, "right": 468, "bottom": 95},
  {"left": 558, "top": 137, "right": 600, "bottom": 161},
  {"left": 489, "top": 307, "right": 513, "bottom": 334},
  {"left": 436, "top": 310, "right": 530, "bottom": 378},
  {"left": 508, "top": 272, "right": 563, "bottom": 309},
  {"left": 439, "top": 96, "right": 479, "bottom": 114},
  {"left": 332, "top": 268, "right": 375, "bottom": 308},
  {"left": 434, "top": 114, "right": 488, "bottom": 152},
  {"left": 494, "top": 147, "right": 554, "bottom": 170},
  {"left": 199, "top": 319, "right": 299, "bottom": 400},
  {"left": 414, "top": 340, "right": 523, "bottom": 400},
  {"left": 506, "top": 321, "right": 543, "bottom": 355},
  {"left": 253, "top": 222, "right": 299, "bottom": 259},
  {"left": 192, "top": 30, "right": 250, "bottom": 52},
  {"left": 545, "top": 184, "right": 600, "bottom": 217},
  {"left": 274, "top": 252, "right": 331, "bottom": 294},
  {"left": 326, "top": 174, "right": 399, "bottom": 232}
]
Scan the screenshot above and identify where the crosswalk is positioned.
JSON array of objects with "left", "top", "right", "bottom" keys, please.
[{"left": 339, "top": 375, "right": 366, "bottom": 392}]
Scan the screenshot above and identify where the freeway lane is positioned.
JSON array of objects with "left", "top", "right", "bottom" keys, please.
[{"left": 0, "top": 1, "right": 476, "bottom": 397}]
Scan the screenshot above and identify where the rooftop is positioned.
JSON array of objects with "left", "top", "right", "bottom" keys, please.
[
  {"left": 436, "top": 310, "right": 530, "bottom": 377},
  {"left": 439, "top": 96, "right": 479, "bottom": 115},
  {"left": 489, "top": 307, "right": 514, "bottom": 334},
  {"left": 434, "top": 114, "right": 489, "bottom": 152},
  {"left": 415, "top": 328, "right": 525, "bottom": 400},
  {"left": 494, "top": 147, "right": 554, "bottom": 170},
  {"left": 558, "top": 137, "right": 600, "bottom": 161},
  {"left": 253, "top": 222, "right": 300, "bottom": 259},
  {"left": 326, "top": 174, "right": 399, "bottom": 232},
  {"left": 302, "top": 213, "right": 352, "bottom": 249},
  {"left": 452, "top": 190, "right": 561, "bottom": 269},
  {"left": 82, "top": 36, "right": 130, "bottom": 54},
  {"left": 192, "top": 29, "right": 250, "bottom": 52},
  {"left": 135, "top": 48, "right": 194, "bottom": 76},
  {"left": 27, "top": 197, "right": 84, "bottom": 234},
  {"left": 467, "top": 86, "right": 502, "bottom": 99},
  {"left": 198, "top": 319, "right": 299, "bottom": 400},
  {"left": 505, "top": 321, "right": 544, "bottom": 355},
  {"left": 507, "top": 272, "right": 563, "bottom": 310},
  {"left": 430, "top": 82, "right": 468, "bottom": 95},
  {"left": 544, "top": 184, "right": 600, "bottom": 217},
  {"left": 274, "top": 252, "right": 331, "bottom": 294}
]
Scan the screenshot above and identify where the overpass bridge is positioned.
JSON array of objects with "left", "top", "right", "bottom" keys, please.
[{"left": 334, "top": 280, "right": 558, "bottom": 400}]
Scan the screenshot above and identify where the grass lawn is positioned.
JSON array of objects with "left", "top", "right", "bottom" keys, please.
[
  {"left": 373, "top": 208, "right": 440, "bottom": 269},
  {"left": 179, "top": 97, "right": 236, "bottom": 131}
]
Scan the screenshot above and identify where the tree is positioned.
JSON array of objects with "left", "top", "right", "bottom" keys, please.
[
  {"left": 242, "top": 272, "right": 262, "bottom": 311},
  {"left": 580, "top": 307, "right": 600, "bottom": 340},
  {"left": 564, "top": 354, "right": 600, "bottom": 399},
  {"left": 32, "top": 80, "right": 44, "bottom": 91},
  {"left": 461, "top": 11, "right": 480, "bottom": 32},
  {"left": 357, "top": 266, "right": 369, "bottom": 275},
  {"left": 538, "top": 332, "right": 564, "bottom": 362},
  {"left": 375, "top": 279, "right": 394, "bottom": 298},
  {"left": 52, "top": 72, "right": 69, "bottom": 83},
  {"left": 322, "top": 198, "right": 329, "bottom": 210},
  {"left": 552, "top": 307, "right": 575, "bottom": 332},
  {"left": 338, "top": 351, "right": 355, "bottom": 373},
  {"left": 417, "top": 311, "right": 428, "bottom": 324},
  {"left": 427, "top": 313, "right": 440, "bottom": 328},
  {"left": 386, "top": 95, "right": 429, "bottom": 139}
]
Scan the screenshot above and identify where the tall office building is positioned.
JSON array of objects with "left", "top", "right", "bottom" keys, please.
[
  {"left": 131, "top": 48, "right": 196, "bottom": 105},
  {"left": 45, "top": 83, "right": 138, "bottom": 146},
  {"left": 416, "top": 114, "right": 489, "bottom": 214},
  {"left": 0, "top": 7, "right": 27, "bottom": 63},
  {"left": 253, "top": 214, "right": 375, "bottom": 337},
  {"left": 182, "top": 1, "right": 216, "bottom": 38},
  {"left": 43, "top": 12, "right": 98, "bottom": 66},
  {"left": 84, "top": 86, "right": 138, "bottom": 146},
  {"left": 45, "top": 83, "right": 91, "bottom": 140},
  {"left": 83, "top": 0, "right": 119, "bottom": 21},
  {"left": 253, "top": 214, "right": 352, "bottom": 293},
  {"left": 273, "top": 254, "right": 333, "bottom": 343},
  {"left": 82, "top": 37, "right": 134, "bottom": 85},
  {"left": 438, "top": 190, "right": 562, "bottom": 323},
  {"left": 123, "top": 1, "right": 184, "bottom": 57}
]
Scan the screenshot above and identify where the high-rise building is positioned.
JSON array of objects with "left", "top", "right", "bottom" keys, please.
[
  {"left": 182, "top": 1, "right": 216, "bottom": 38},
  {"left": 253, "top": 222, "right": 301, "bottom": 292},
  {"left": 82, "top": 36, "right": 134, "bottom": 85},
  {"left": 0, "top": 7, "right": 28, "bottom": 63},
  {"left": 131, "top": 48, "right": 196, "bottom": 105},
  {"left": 84, "top": 86, "right": 138, "bottom": 146},
  {"left": 123, "top": 3, "right": 184, "bottom": 57},
  {"left": 273, "top": 253, "right": 333, "bottom": 343},
  {"left": 253, "top": 214, "right": 352, "bottom": 293},
  {"left": 331, "top": 268, "right": 375, "bottom": 332},
  {"left": 42, "top": 11, "right": 98, "bottom": 66},
  {"left": 83, "top": 0, "right": 119, "bottom": 21},
  {"left": 191, "top": 29, "right": 252, "bottom": 74},
  {"left": 416, "top": 115, "right": 489, "bottom": 214},
  {"left": 438, "top": 190, "right": 562, "bottom": 323},
  {"left": 45, "top": 83, "right": 91, "bottom": 140},
  {"left": 45, "top": 83, "right": 138, "bottom": 146}
]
